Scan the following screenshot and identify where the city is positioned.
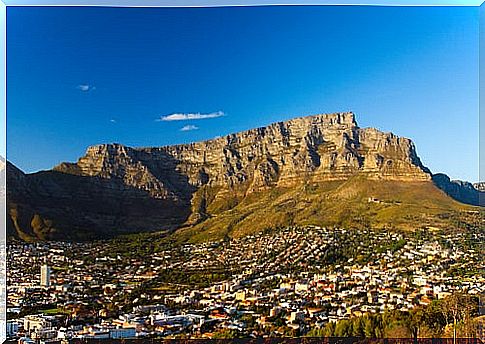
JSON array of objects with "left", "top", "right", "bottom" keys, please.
[{"left": 6, "top": 226, "right": 485, "bottom": 342}]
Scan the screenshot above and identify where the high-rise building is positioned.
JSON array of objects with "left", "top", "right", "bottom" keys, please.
[
  {"left": 40, "top": 265, "right": 50, "bottom": 287},
  {"left": 479, "top": 293, "right": 485, "bottom": 316}
]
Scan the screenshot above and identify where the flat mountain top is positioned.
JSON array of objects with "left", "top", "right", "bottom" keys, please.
[{"left": 5, "top": 112, "right": 484, "bottom": 241}]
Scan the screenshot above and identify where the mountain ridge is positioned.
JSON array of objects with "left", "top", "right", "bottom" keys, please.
[{"left": 5, "top": 112, "right": 483, "bottom": 241}]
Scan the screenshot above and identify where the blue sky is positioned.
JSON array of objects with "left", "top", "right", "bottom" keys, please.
[{"left": 7, "top": 5, "right": 479, "bottom": 182}]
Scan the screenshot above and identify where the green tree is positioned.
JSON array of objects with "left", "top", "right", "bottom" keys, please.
[
  {"left": 439, "top": 293, "right": 477, "bottom": 344},
  {"left": 335, "top": 319, "right": 352, "bottom": 337},
  {"left": 324, "top": 321, "right": 336, "bottom": 336},
  {"left": 351, "top": 317, "right": 364, "bottom": 337},
  {"left": 363, "top": 315, "right": 375, "bottom": 338},
  {"left": 407, "top": 307, "right": 426, "bottom": 341}
]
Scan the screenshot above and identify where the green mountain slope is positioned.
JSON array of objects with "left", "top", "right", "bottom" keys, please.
[{"left": 174, "top": 176, "right": 483, "bottom": 243}]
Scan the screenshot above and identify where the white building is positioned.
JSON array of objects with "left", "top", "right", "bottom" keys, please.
[
  {"left": 40, "top": 265, "right": 50, "bottom": 287},
  {"left": 23, "top": 314, "right": 54, "bottom": 334}
]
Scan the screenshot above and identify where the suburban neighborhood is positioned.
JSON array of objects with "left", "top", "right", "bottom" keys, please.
[{"left": 6, "top": 226, "right": 485, "bottom": 342}]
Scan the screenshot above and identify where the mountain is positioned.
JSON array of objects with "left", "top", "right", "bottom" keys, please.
[
  {"left": 6, "top": 112, "right": 483, "bottom": 241},
  {"left": 431, "top": 174, "right": 484, "bottom": 207},
  {"left": 6, "top": 160, "right": 190, "bottom": 241}
]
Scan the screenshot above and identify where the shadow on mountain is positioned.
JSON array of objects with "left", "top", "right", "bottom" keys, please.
[
  {"left": 432, "top": 173, "right": 483, "bottom": 207},
  {"left": 7, "top": 162, "right": 192, "bottom": 241}
]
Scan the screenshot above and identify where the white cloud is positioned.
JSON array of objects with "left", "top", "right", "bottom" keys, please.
[
  {"left": 157, "top": 111, "right": 225, "bottom": 121},
  {"left": 180, "top": 125, "right": 199, "bottom": 132},
  {"left": 77, "top": 84, "right": 96, "bottom": 92},
  {"left": 110, "top": 119, "right": 117, "bottom": 123}
]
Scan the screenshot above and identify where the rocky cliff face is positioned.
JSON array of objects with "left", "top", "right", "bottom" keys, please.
[
  {"left": 432, "top": 174, "right": 484, "bottom": 207},
  {"left": 7, "top": 112, "right": 477, "bottom": 241},
  {"left": 55, "top": 112, "right": 431, "bottom": 190}
]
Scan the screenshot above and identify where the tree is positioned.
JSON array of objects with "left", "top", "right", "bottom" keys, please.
[
  {"left": 212, "top": 329, "right": 241, "bottom": 339},
  {"left": 406, "top": 307, "right": 426, "bottom": 343},
  {"left": 335, "top": 319, "right": 352, "bottom": 337},
  {"left": 363, "top": 315, "right": 375, "bottom": 338},
  {"left": 324, "top": 321, "right": 336, "bottom": 336},
  {"left": 306, "top": 328, "right": 325, "bottom": 337},
  {"left": 439, "top": 293, "right": 477, "bottom": 344},
  {"left": 351, "top": 317, "right": 364, "bottom": 337}
]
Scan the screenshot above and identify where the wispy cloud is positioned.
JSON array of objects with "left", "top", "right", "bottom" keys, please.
[
  {"left": 77, "top": 84, "right": 96, "bottom": 92},
  {"left": 157, "top": 111, "right": 225, "bottom": 122},
  {"left": 110, "top": 119, "right": 117, "bottom": 123},
  {"left": 180, "top": 125, "right": 199, "bottom": 132}
]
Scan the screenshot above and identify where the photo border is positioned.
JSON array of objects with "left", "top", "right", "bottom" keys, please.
[{"left": 0, "top": 1, "right": 482, "bottom": 342}]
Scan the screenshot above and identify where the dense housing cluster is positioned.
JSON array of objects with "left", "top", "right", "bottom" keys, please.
[{"left": 6, "top": 226, "right": 485, "bottom": 342}]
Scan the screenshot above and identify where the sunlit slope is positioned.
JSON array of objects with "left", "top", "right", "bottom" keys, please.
[{"left": 176, "top": 176, "right": 481, "bottom": 243}]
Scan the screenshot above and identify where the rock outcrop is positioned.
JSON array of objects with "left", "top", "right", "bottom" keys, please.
[
  {"left": 6, "top": 112, "right": 479, "bottom": 241},
  {"left": 473, "top": 182, "right": 485, "bottom": 192},
  {"left": 55, "top": 112, "right": 432, "bottom": 189},
  {"left": 432, "top": 174, "right": 484, "bottom": 207}
]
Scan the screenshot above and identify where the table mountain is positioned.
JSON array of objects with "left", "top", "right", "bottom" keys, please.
[{"left": 6, "top": 112, "right": 483, "bottom": 241}]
